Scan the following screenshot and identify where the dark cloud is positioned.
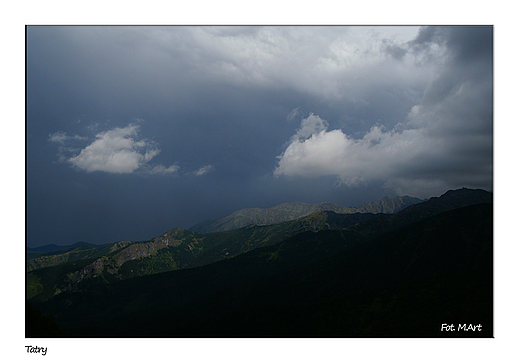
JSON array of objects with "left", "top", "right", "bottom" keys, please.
[
  {"left": 446, "top": 26, "right": 493, "bottom": 65},
  {"left": 408, "top": 26, "right": 448, "bottom": 50},
  {"left": 382, "top": 40, "right": 407, "bottom": 61}
]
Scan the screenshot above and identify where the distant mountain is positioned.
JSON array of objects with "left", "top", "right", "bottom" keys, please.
[
  {"left": 29, "top": 188, "right": 492, "bottom": 337},
  {"left": 190, "top": 196, "right": 424, "bottom": 233},
  {"left": 27, "top": 241, "right": 101, "bottom": 253},
  {"left": 355, "top": 195, "right": 425, "bottom": 214},
  {"left": 26, "top": 242, "right": 110, "bottom": 263}
]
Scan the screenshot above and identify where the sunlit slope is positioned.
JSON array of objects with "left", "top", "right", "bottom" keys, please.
[{"left": 27, "top": 211, "right": 382, "bottom": 301}]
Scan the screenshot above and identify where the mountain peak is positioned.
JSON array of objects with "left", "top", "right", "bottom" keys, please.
[{"left": 355, "top": 195, "right": 425, "bottom": 214}]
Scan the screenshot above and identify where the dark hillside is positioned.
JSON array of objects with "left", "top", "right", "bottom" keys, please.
[
  {"left": 347, "top": 188, "right": 492, "bottom": 240},
  {"left": 33, "top": 202, "right": 492, "bottom": 337},
  {"left": 138, "top": 203, "right": 492, "bottom": 337}
]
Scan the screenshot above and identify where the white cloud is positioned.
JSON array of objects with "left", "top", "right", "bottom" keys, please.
[
  {"left": 48, "top": 131, "right": 68, "bottom": 144},
  {"left": 48, "top": 131, "right": 87, "bottom": 164},
  {"left": 275, "top": 115, "right": 424, "bottom": 185},
  {"left": 291, "top": 113, "right": 328, "bottom": 141},
  {"left": 274, "top": 110, "right": 491, "bottom": 198},
  {"left": 148, "top": 164, "right": 180, "bottom": 175},
  {"left": 49, "top": 123, "right": 202, "bottom": 176},
  {"left": 286, "top": 107, "right": 301, "bottom": 123},
  {"left": 68, "top": 124, "right": 161, "bottom": 174},
  {"left": 194, "top": 164, "right": 214, "bottom": 176},
  {"left": 48, "top": 131, "right": 86, "bottom": 144}
]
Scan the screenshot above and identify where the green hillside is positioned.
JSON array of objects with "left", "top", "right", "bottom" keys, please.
[
  {"left": 27, "top": 212, "right": 382, "bottom": 302},
  {"left": 27, "top": 241, "right": 133, "bottom": 271}
]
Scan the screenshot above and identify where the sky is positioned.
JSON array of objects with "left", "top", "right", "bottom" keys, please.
[{"left": 26, "top": 25, "right": 493, "bottom": 247}]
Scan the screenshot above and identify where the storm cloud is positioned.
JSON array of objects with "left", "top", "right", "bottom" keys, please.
[
  {"left": 275, "top": 26, "right": 492, "bottom": 197},
  {"left": 27, "top": 26, "right": 493, "bottom": 247}
]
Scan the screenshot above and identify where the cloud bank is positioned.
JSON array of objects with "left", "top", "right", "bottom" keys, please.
[{"left": 275, "top": 110, "right": 491, "bottom": 198}]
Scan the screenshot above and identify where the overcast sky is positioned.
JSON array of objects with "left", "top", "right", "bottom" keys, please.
[{"left": 26, "top": 26, "right": 493, "bottom": 247}]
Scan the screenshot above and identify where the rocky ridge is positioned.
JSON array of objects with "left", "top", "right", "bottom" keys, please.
[{"left": 54, "top": 229, "right": 186, "bottom": 294}]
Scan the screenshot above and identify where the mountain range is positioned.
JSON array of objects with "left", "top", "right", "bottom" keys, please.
[
  {"left": 189, "top": 195, "right": 424, "bottom": 233},
  {"left": 26, "top": 211, "right": 385, "bottom": 297},
  {"left": 26, "top": 195, "right": 422, "bottom": 275},
  {"left": 26, "top": 188, "right": 492, "bottom": 338}
]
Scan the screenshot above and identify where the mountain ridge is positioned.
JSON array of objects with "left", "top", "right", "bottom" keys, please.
[
  {"left": 189, "top": 195, "right": 424, "bottom": 233},
  {"left": 26, "top": 211, "right": 385, "bottom": 300}
]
